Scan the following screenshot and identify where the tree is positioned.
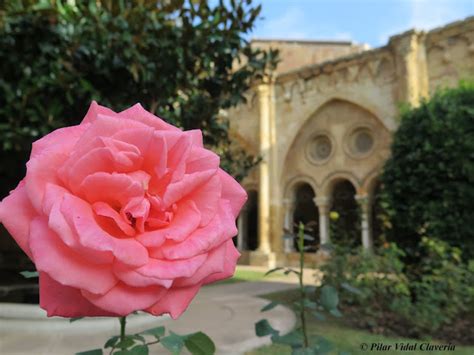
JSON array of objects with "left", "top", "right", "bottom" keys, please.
[
  {"left": 381, "top": 82, "right": 474, "bottom": 259},
  {"left": 0, "top": 0, "right": 279, "bottom": 197}
]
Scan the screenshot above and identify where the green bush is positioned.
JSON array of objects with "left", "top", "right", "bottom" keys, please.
[
  {"left": 322, "top": 240, "right": 473, "bottom": 338},
  {"left": 381, "top": 82, "right": 474, "bottom": 258},
  {"left": 0, "top": 0, "right": 279, "bottom": 197},
  {"left": 322, "top": 243, "right": 409, "bottom": 310},
  {"left": 394, "top": 238, "right": 474, "bottom": 334}
]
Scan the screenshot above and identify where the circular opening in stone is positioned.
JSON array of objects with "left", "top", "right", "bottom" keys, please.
[
  {"left": 309, "top": 135, "right": 332, "bottom": 161},
  {"left": 350, "top": 128, "right": 374, "bottom": 155}
]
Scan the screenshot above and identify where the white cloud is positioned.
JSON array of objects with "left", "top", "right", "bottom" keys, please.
[
  {"left": 409, "top": 0, "right": 470, "bottom": 29},
  {"left": 377, "top": 0, "right": 472, "bottom": 45}
]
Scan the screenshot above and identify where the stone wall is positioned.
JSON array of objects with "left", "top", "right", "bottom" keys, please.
[
  {"left": 425, "top": 18, "right": 474, "bottom": 93},
  {"left": 230, "top": 16, "right": 474, "bottom": 266},
  {"left": 252, "top": 39, "right": 367, "bottom": 74}
]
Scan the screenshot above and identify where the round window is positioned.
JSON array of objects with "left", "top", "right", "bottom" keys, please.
[
  {"left": 355, "top": 130, "right": 374, "bottom": 153},
  {"left": 348, "top": 127, "right": 375, "bottom": 156},
  {"left": 307, "top": 134, "right": 332, "bottom": 163}
]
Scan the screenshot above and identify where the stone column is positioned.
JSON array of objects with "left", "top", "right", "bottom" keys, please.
[
  {"left": 355, "top": 194, "right": 373, "bottom": 250},
  {"left": 282, "top": 198, "right": 295, "bottom": 253},
  {"left": 237, "top": 204, "right": 248, "bottom": 251},
  {"left": 257, "top": 83, "right": 272, "bottom": 254},
  {"left": 314, "top": 197, "right": 331, "bottom": 246},
  {"left": 389, "top": 30, "right": 429, "bottom": 107}
]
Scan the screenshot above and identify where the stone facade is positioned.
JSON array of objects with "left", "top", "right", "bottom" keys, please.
[{"left": 231, "top": 17, "right": 474, "bottom": 267}]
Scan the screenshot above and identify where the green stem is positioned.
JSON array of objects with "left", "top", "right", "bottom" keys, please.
[
  {"left": 119, "top": 316, "right": 127, "bottom": 342},
  {"left": 298, "top": 222, "right": 309, "bottom": 348}
]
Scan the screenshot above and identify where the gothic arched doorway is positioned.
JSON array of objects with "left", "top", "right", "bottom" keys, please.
[
  {"left": 330, "top": 180, "right": 360, "bottom": 247},
  {"left": 292, "top": 183, "right": 319, "bottom": 252},
  {"left": 236, "top": 190, "right": 258, "bottom": 251}
]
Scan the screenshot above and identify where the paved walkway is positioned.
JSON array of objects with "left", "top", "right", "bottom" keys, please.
[
  {"left": 0, "top": 280, "right": 299, "bottom": 355},
  {"left": 236, "top": 265, "right": 323, "bottom": 286}
]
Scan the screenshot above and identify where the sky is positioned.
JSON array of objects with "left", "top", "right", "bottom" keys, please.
[{"left": 250, "top": 0, "right": 474, "bottom": 47}]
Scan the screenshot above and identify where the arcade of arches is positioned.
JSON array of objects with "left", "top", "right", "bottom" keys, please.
[{"left": 229, "top": 17, "right": 474, "bottom": 266}]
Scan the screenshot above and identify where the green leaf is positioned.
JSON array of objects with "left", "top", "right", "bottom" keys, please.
[
  {"left": 261, "top": 301, "right": 279, "bottom": 312},
  {"left": 255, "top": 319, "right": 279, "bottom": 337},
  {"left": 264, "top": 267, "right": 284, "bottom": 276},
  {"left": 284, "top": 268, "right": 300, "bottom": 276},
  {"left": 340, "top": 282, "right": 363, "bottom": 296},
  {"left": 303, "top": 299, "right": 317, "bottom": 310},
  {"left": 312, "top": 311, "right": 326, "bottom": 321},
  {"left": 272, "top": 330, "right": 303, "bottom": 346},
  {"left": 129, "top": 345, "right": 149, "bottom": 355},
  {"left": 320, "top": 285, "right": 339, "bottom": 311},
  {"left": 104, "top": 336, "right": 119, "bottom": 348},
  {"left": 184, "top": 331, "right": 216, "bottom": 355},
  {"left": 20, "top": 271, "right": 38, "bottom": 278},
  {"left": 141, "top": 326, "right": 165, "bottom": 339},
  {"left": 161, "top": 332, "right": 185, "bottom": 355},
  {"left": 311, "top": 336, "right": 334, "bottom": 354},
  {"left": 131, "top": 334, "right": 146, "bottom": 344},
  {"left": 116, "top": 336, "right": 136, "bottom": 349},
  {"left": 75, "top": 349, "right": 103, "bottom": 355},
  {"left": 292, "top": 348, "right": 314, "bottom": 355},
  {"left": 329, "top": 309, "right": 343, "bottom": 318},
  {"left": 70, "top": 317, "right": 84, "bottom": 323}
]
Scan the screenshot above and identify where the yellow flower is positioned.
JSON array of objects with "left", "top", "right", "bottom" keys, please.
[{"left": 329, "top": 211, "right": 340, "bottom": 221}]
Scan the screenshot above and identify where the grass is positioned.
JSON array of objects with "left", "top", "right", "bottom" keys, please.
[
  {"left": 247, "top": 289, "right": 474, "bottom": 355},
  {"left": 208, "top": 268, "right": 277, "bottom": 286}
]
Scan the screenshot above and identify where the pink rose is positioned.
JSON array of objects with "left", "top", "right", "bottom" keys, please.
[{"left": 0, "top": 102, "right": 247, "bottom": 318}]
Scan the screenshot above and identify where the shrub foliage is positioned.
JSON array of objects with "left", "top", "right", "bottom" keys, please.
[
  {"left": 381, "top": 82, "right": 474, "bottom": 258},
  {"left": 0, "top": 0, "right": 279, "bottom": 197},
  {"left": 322, "top": 241, "right": 473, "bottom": 341}
]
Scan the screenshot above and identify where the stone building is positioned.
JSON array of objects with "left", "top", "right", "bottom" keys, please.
[{"left": 231, "top": 17, "right": 474, "bottom": 267}]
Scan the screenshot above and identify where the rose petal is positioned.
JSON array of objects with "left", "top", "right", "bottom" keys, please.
[
  {"left": 201, "top": 240, "right": 240, "bottom": 285},
  {"left": 132, "top": 253, "right": 207, "bottom": 280},
  {"left": 65, "top": 146, "right": 143, "bottom": 192},
  {"left": 160, "top": 200, "right": 237, "bottom": 259},
  {"left": 188, "top": 175, "right": 221, "bottom": 227},
  {"left": 146, "top": 284, "right": 201, "bottom": 319},
  {"left": 119, "top": 103, "right": 180, "bottom": 132},
  {"left": 167, "top": 134, "right": 192, "bottom": 182},
  {"left": 218, "top": 169, "right": 248, "bottom": 218},
  {"left": 25, "top": 148, "right": 69, "bottom": 213},
  {"left": 186, "top": 146, "right": 220, "bottom": 174},
  {"left": 111, "top": 126, "right": 154, "bottom": 156},
  {"left": 112, "top": 262, "right": 173, "bottom": 288},
  {"left": 49, "top": 199, "right": 79, "bottom": 248},
  {"left": 174, "top": 243, "right": 228, "bottom": 287},
  {"left": 82, "top": 282, "right": 166, "bottom": 316},
  {"left": 39, "top": 272, "right": 117, "bottom": 317},
  {"left": 93, "top": 202, "right": 136, "bottom": 236},
  {"left": 186, "top": 129, "right": 203, "bottom": 147},
  {"left": 162, "top": 169, "right": 217, "bottom": 208},
  {"left": 81, "top": 101, "right": 120, "bottom": 124},
  {"left": 61, "top": 193, "right": 149, "bottom": 267},
  {"left": 79, "top": 172, "right": 144, "bottom": 207},
  {"left": 42, "top": 183, "right": 69, "bottom": 215},
  {"left": 31, "top": 124, "right": 89, "bottom": 159},
  {"left": 137, "top": 200, "right": 201, "bottom": 246},
  {"left": 142, "top": 133, "right": 167, "bottom": 179},
  {"left": 0, "top": 182, "right": 37, "bottom": 259},
  {"left": 73, "top": 114, "right": 151, "bottom": 159},
  {"left": 29, "top": 217, "right": 117, "bottom": 295}
]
